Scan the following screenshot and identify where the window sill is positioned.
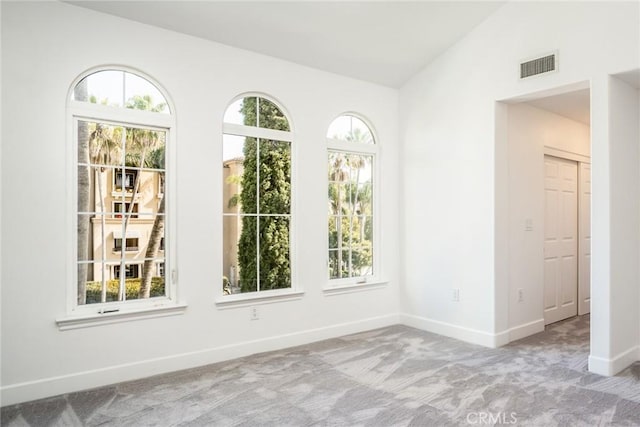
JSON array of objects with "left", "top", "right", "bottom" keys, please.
[
  {"left": 215, "top": 289, "right": 304, "bottom": 309},
  {"left": 323, "top": 279, "right": 388, "bottom": 296},
  {"left": 56, "top": 303, "right": 187, "bottom": 331}
]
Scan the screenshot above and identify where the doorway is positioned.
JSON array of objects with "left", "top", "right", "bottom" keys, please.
[{"left": 497, "top": 82, "right": 591, "bottom": 342}]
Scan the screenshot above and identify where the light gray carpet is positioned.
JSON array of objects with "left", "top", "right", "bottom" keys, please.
[{"left": 2, "top": 315, "right": 640, "bottom": 426}]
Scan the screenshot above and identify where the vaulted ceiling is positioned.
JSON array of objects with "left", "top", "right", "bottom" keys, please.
[
  {"left": 67, "top": 1, "right": 595, "bottom": 122},
  {"left": 67, "top": 1, "right": 505, "bottom": 88}
]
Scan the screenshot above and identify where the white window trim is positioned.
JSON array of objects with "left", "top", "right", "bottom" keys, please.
[
  {"left": 223, "top": 123, "right": 294, "bottom": 143},
  {"left": 215, "top": 288, "right": 304, "bottom": 308},
  {"left": 56, "top": 303, "right": 187, "bottom": 331},
  {"left": 325, "top": 114, "right": 383, "bottom": 290},
  {"left": 221, "top": 95, "right": 297, "bottom": 301},
  {"left": 322, "top": 279, "right": 389, "bottom": 296},
  {"left": 327, "top": 138, "right": 377, "bottom": 153},
  {"left": 68, "top": 100, "right": 173, "bottom": 128},
  {"left": 64, "top": 71, "right": 181, "bottom": 328}
]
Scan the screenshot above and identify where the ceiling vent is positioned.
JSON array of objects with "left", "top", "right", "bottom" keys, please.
[{"left": 520, "top": 53, "right": 557, "bottom": 79}]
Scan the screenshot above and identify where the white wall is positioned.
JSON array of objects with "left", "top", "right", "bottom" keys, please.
[
  {"left": 0, "top": 2, "right": 400, "bottom": 405},
  {"left": 590, "top": 75, "right": 640, "bottom": 374},
  {"left": 399, "top": 0, "right": 639, "bottom": 357},
  {"left": 3, "top": 0, "right": 639, "bottom": 407},
  {"left": 0, "top": 0, "right": 3, "bottom": 401},
  {"left": 506, "top": 103, "right": 590, "bottom": 339}
]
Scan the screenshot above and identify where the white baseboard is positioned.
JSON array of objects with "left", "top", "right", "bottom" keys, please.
[
  {"left": 504, "top": 318, "right": 545, "bottom": 345},
  {"left": 399, "top": 314, "right": 501, "bottom": 348},
  {"left": 589, "top": 345, "right": 640, "bottom": 376},
  {"left": 399, "top": 315, "right": 545, "bottom": 349},
  {"left": 1, "top": 313, "right": 400, "bottom": 406}
]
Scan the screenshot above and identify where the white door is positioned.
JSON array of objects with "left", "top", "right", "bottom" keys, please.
[
  {"left": 578, "top": 163, "right": 591, "bottom": 315},
  {"left": 544, "top": 156, "right": 578, "bottom": 325}
]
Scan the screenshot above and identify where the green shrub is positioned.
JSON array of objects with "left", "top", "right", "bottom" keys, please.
[{"left": 85, "top": 277, "right": 165, "bottom": 304}]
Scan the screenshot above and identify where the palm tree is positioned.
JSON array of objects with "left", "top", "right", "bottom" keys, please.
[
  {"left": 356, "top": 181, "right": 372, "bottom": 240},
  {"left": 117, "top": 95, "right": 166, "bottom": 300},
  {"left": 75, "top": 80, "right": 90, "bottom": 304},
  {"left": 344, "top": 127, "right": 372, "bottom": 224},
  {"left": 329, "top": 152, "right": 349, "bottom": 277},
  {"left": 89, "top": 123, "right": 121, "bottom": 303},
  {"left": 139, "top": 145, "right": 165, "bottom": 299},
  {"left": 121, "top": 96, "right": 165, "bottom": 238},
  {"left": 328, "top": 127, "right": 373, "bottom": 278}
]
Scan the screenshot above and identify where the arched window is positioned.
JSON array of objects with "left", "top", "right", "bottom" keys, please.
[
  {"left": 72, "top": 69, "right": 171, "bottom": 114},
  {"left": 222, "top": 96, "right": 293, "bottom": 296},
  {"left": 327, "top": 114, "right": 377, "bottom": 283},
  {"left": 70, "top": 68, "right": 175, "bottom": 314}
]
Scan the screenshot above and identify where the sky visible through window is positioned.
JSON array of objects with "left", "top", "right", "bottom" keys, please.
[
  {"left": 327, "top": 115, "right": 375, "bottom": 185},
  {"left": 75, "top": 70, "right": 168, "bottom": 113},
  {"left": 223, "top": 134, "right": 246, "bottom": 161},
  {"left": 327, "top": 115, "right": 374, "bottom": 144}
]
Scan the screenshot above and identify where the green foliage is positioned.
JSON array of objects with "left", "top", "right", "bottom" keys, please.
[
  {"left": 85, "top": 277, "right": 165, "bottom": 304},
  {"left": 125, "top": 145, "right": 165, "bottom": 169},
  {"left": 125, "top": 94, "right": 167, "bottom": 114},
  {"left": 237, "top": 98, "right": 291, "bottom": 293},
  {"left": 259, "top": 217, "right": 291, "bottom": 289},
  {"left": 240, "top": 97, "right": 290, "bottom": 131},
  {"left": 328, "top": 151, "right": 373, "bottom": 279},
  {"left": 238, "top": 215, "right": 258, "bottom": 292},
  {"left": 79, "top": 89, "right": 167, "bottom": 303},
  {"left": 259, "top": 140, "right": 291, "bottom": 213},
  {"left": 328, "top": 215, "right": 373, "bottom": 278}
]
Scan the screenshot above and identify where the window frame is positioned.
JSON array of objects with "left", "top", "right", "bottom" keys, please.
[
  {"left": 113, "top": 263, "right": 141, "bottom": 280},
  {"left": 60, "top": 67, "right": 182, "bottom": 327},
  {"left": 157, "top": 261, "right": 165, "bottom": 278},
  {"left": 325, "top": 113, "right": 381, "bottom": 290},
  {"left": 113, "top": 201, "right": 139, "bottom": 219},
  {"left": 218, "top": 93, "right": 300, "bottom": 305},
  {"left": 113, "top": 237, "right": 140, "bottom": 253},
  {"left": 113, "top": 169, "right": 138, "bottom": 193}
]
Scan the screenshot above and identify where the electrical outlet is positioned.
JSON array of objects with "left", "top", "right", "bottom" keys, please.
[
  {"left": 250, "top": 306, "right": 259, "bottom": 320},
  {"left": 518, "top": 288, "right": 524, "bottom": 303},
  {"left": 452, "top": 288, "right": 460, "bottom": 302}
]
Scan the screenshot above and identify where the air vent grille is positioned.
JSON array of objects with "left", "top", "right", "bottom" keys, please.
[{"left": 520, "top": 54, "right": 556, "bottom": 79}]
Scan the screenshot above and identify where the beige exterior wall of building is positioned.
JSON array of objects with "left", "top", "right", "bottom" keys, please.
[{"left": 89, "top": 168, "right": 165, "bottom": 281}]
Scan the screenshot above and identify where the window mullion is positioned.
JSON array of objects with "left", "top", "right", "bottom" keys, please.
[
  {"left": 69, "top": 104, "right": 173, "bottom": 129},
  {"left": 96, "top": 166, "right": 108, "bottom": 304},
  {"left": 256, "top": 97, "right": 260, "bottom": 128},
  {"left": 119, "top": 128, "right": 127, "bottom": 302},
  {"left": 121, "top": 71, "right": 126, "bottom": 108},
  {"left": 348, "top": 178, "right": 353, "bottom": 278},
  {"left": 256, "top": 137, "right": 261, "bottom": 293}
]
